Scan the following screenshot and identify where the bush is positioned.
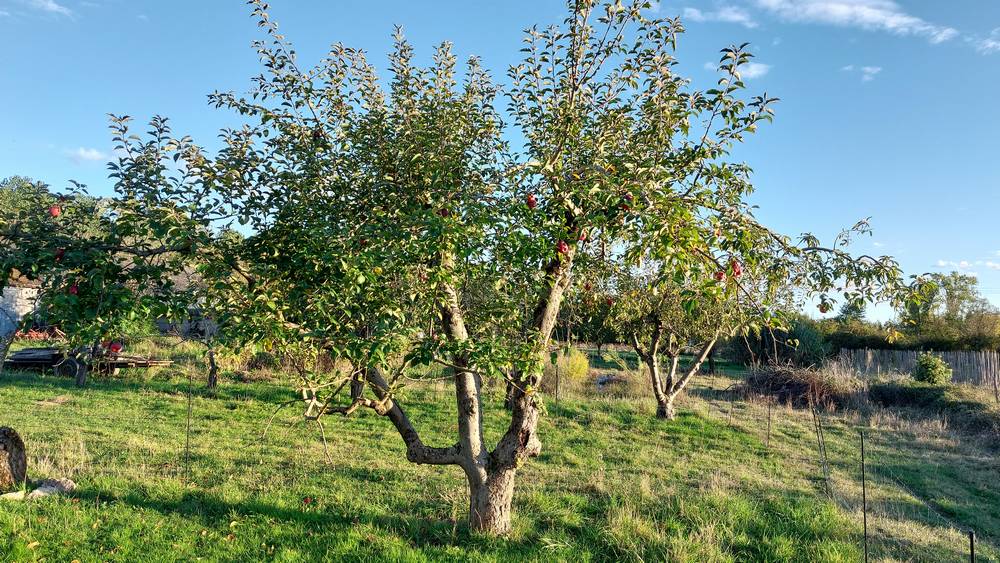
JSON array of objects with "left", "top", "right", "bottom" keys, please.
[
  {"left": 739, "top": 364, "right": 860, "bottom": 409},
  {"left": 541, "top": 347, "right": 590, "bottom": 394},
  {"left": 912, "top": 352, "right": 952, "bottom": 385}
]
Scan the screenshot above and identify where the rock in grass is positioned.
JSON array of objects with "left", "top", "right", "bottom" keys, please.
[
  {"left": 27, "top": 478, "right": 76, "bottom": 499},
  {"left": 0, "top": 427, "right": 27, "bottom": 492}
]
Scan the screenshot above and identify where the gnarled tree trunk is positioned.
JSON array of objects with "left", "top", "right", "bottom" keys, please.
[
  {"left": 0, "top": 427, "right": 27, "bottom": 492},
  {"left": 467, "top": 467, "right": 517, "bottom": 534},
  {"left": 635, "top": 334, "right": 718, "bottom": 420}
]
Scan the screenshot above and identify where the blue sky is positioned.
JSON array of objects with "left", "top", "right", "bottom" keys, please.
[{"left": 1, "top": 0, "right": 999, "bottom": 320}]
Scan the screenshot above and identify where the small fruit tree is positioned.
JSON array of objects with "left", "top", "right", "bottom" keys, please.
[
  {"left": 0, "top": 120, "right": 219, "bottom": 385},
  {"left": 185, "top": 0, "right": 805, "bottom": 534}
]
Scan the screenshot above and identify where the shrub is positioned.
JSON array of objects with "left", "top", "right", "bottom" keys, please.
[
  {"left": 541, "top": 347, "right": 590, "bottom": 395},
  {"left": 739, "top": 364, "right": 861, "bottom": 409},
  {"left": 912, "top": 352, "right": 952, "bottom": 385}
]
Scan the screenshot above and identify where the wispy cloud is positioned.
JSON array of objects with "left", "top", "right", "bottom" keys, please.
[
  {"left": 66, "top": 147, "right": 107, "bottom": 163},
  {"left": 860, "top": 65, "right": 881, "bottom": 81},
  {"left": 22, "top": 0, "right": 73, "bottom": 17},
  {"left": 705, "top": 60, "right": 772, "bottom": 79},
  {"left": 936, "top": 259, "right": 1000, "bottom": 272},
  {"left": 741, "top": 61, "right": 771, "bottom": 78},
  {"left": 973, "top": 28, "right": 1000, "bottom": 55},
  {"left": 841, "top": 64, "right": 881, "bottom": 81},
  {"left": 683, "top": 6, "right": 758, "bottom": 28},
  {"left": 752, "top": 0, "right": 957, "bottom": 44}
]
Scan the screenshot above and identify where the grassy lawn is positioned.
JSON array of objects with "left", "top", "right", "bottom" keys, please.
[{"left": 1, "top": 343, "right": 998, "bottom": 561}]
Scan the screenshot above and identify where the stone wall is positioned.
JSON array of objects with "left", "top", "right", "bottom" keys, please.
[{"left": 0, "top": 287, "right": 38, "bottom": 335}]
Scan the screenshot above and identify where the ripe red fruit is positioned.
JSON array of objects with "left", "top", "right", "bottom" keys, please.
[
  {"left": 48, "top": 205, "right": 62, "bottom": 218},
  {"left": 556, "top": 240, "right": 569, "bottom": 255},
  {"left": 108, "top": 342, "right": 124, "bottom": 354},
  {"left": 584, "top": 282, "right": 592, "bottom": 291},
  {"left": 302, "top": 496, "right": 313, "bottom": 505},
  {"left": 578, "top": 232, "right": 587, "bottom": 242},
  {"left": 620, "top": 203, "right": 631, "bottom": 212},
  {"left": 438, "top": 208, "right": 450, "bottom": 218},
  {"left": 526, "top": 194, "right": 537, "bottom": 209},
  {"left": 54, "top": 248, "right": 65, "bottom": 261},
  {"left": 818, "top": 303, "right": 831, "bottom": 314},
  {"left": 68, "top": 284, "right": 79, "bottom": 295},
  {"left": 605, "top": 297, "right": 614, "bottom": 307},
  {"left": 714, "top": 271, "right": 726, "bottom": 282},
  {"left": 731, "top": 261, "right": 743, "bottom": 278}
]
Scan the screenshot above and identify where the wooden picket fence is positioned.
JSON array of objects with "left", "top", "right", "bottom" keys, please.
[{"left": 837, "top": 348, "right": 1000, "bottom": 389}]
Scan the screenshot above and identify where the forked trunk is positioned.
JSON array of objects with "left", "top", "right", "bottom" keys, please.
[
  {"left": 656, "top": 394, "right": 677, "bottom": 420},
  {"left": 468, "top": 468, "right": 517, "bottom": 535}
]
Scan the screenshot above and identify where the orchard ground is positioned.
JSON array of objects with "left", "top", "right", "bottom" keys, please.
[{"left": 1, "top": 339, "right": 998, "bottom": 562}]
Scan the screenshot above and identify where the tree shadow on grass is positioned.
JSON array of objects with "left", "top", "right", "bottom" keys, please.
[{"left": 68, "top": 483, "right": 550, "bottom": 559}]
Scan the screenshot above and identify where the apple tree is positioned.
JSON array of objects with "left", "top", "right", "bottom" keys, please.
[{"left": 0, "top": 119, "right": 221, "bottom": 385}]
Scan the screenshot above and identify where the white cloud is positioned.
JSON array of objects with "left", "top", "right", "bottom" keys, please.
[
  {"left": 860, "top": 65, "right": 881, "bottom": 81},
  {"left": 137, "top": 14, "right": 148, "bottom": 21},
  {"left": 937, "top": 259, "right": 1000, "bottom": 272},
  {"left": 66, "top": 147, "right": 107, "bottom": 163},
  {"left": 23, "top": 0, "right": 73, "bottom": 17},
  {"left": 841, "top": 64, "right": 881, "bottom": 81},
  {"left": 872, "top": 241, "right": 884, "bottom": 247},
  {"left": 741, "top": 61, "right": 771, "bottom": 78},
  {"left": 704, "top": 60, "right": 772, "bottom": 79},
  {"left": 752, "top": 0, "right": 957, "bottom": 44},
  {"left": 974, "top": 28, "right": 1000, "bottom": 55},
  {"left": 684, "top": 6, "right": 758, "bottom": 28},
  {"left": 0, "top": 9, "right": 9, "bottom": 17}
]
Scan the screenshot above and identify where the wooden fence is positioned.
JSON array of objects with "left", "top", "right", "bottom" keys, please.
[{"left": 837, "top": 348, "right": 1000, "bottom": 388}]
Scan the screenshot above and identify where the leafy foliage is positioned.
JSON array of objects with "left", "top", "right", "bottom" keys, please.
[{"left": 913, "top": 352, "right": 953, "bottom": 385}]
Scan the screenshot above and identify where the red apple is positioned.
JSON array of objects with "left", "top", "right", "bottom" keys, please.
[
  {"left": 818, "top": 303, "right": 831, "bottom": 314},
  {"left": 526, "top": 194, "right": 537, "bottom": 209},
  {"left": 68, "top": 284, "right": 79, "bottom": 295},
  {"left": 714, "top": 271, "right": 726, "bottom": 282},
  {"left": 556, "top": 240, "right": 569, "bottom": 255},
  {"left": 620, "top": 203, "right": 631, "bottom": 212},
  {"left": 731, "top": 261, "right": 743, "bottom": 278},
  {"left": 48, "top": 205, "right": 62, "bottom": 218},
  {"left": 605, "top": 297, "right": 614, "bottom": 307},
  {"left": 108, "top": 342, "right": 124, "bottom": 354}
]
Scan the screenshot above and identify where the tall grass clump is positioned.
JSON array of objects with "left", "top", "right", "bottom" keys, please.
[{"left": 542, "top": 346, "right": 591, "bottom": 395}]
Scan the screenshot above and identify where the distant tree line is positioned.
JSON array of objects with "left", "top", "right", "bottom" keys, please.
[{"left": 733, "top": 271, "right": 1000, "bottom": 366}]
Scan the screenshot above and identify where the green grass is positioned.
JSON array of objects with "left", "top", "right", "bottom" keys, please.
[{"left": 1, "top": 343, "right": 998, "bottom": 562}]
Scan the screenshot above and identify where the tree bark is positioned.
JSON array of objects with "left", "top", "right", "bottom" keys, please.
[
  {"left": 0, "top": 330, "right": 13, "bottom": 372},
  {"left": 207, "top": 349, "right": 219, "bottom": 390},
  {"left": 467, "top": 467, "right": 517, "bottom": 535}
]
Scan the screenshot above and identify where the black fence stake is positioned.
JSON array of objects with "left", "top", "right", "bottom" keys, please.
[
  {"left": 860, "top": 430, "right": 869, "bottom": 563},
  {"left": 969, "top": 529, "right": 976, "bottom": 562}
]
